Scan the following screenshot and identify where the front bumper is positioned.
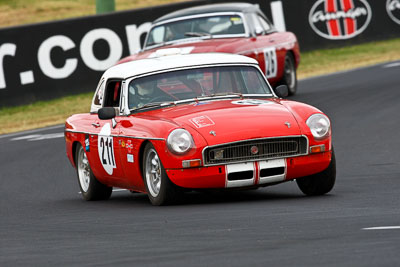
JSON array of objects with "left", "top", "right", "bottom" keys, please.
[{"left": 166, "top": 151, "right": 332, "bottom": 189}]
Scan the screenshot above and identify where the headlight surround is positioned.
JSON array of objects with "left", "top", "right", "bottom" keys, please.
[
  {"left": 167, "top": 129, "right": 194, "bottom": 154},
  {"left": 306, "top": 114, "right": 331, "bottom": 139}
]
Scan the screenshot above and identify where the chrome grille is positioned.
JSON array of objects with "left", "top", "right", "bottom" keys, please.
[{"left": 203, "top": 136, "right": 308, "bottom": 166}]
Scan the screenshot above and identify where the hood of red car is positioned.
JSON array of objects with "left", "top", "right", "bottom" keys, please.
[
  {"left": 118, "top": 38, "right": 246, "bottom": 64},
  {"left": 149, "top": 98, "right": 303, "bottom": 146}
]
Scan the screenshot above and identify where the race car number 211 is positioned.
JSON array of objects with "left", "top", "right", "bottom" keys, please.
[
  {"left": 100, "top": 137, "right": 115, "bottom": 167},
  {"left": 98, "top": 123, "right": 116, "bottom": 175}
]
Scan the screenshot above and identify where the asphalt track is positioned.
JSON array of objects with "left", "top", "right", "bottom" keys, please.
[{"left": 1, "top": 61, "right": 400, "bottom": 266}]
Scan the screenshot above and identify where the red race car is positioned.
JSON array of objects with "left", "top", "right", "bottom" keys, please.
[
  {"left": 119, "top": 2, "right": 300, "bottom": 95},
  {"left": 65, "top": 53, "right": 335, "bottom": 205}
]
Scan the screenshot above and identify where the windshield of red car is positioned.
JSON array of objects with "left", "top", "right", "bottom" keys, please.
[
  {"left": 128, "top": 65, "right": 272, "bottom": 110},
  {"left": 146, "top": 15, "right": 245, "bottom": 48}
]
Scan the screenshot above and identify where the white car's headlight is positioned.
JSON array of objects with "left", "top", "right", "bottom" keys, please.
[
  {"left": 167, "top": 129, "right": 194, "bottom": 154},
  {"left": 306, "top": 114, "right": 331, "bottom": 139}
]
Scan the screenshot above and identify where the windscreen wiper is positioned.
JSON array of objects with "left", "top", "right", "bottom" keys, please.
[
  {"left": 200, "top": 92, "right": 243, "bottom": 99},
  {"left": 184, "top": 32, "right": 212, "bottom": 38},
  {"left": 130, "top": 102, "right": 174, "bottom": 113}
]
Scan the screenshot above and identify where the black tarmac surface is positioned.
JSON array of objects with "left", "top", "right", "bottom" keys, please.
[{"left": 1, "top": 62, "right": 400, "bottom": 266}]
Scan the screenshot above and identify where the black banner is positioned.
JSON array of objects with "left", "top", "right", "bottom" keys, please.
[{"left": 0, "top": 0, "right": 399, "bottom": 107}]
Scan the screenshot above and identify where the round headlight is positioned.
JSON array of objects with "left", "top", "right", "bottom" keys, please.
[
  {"left": 167, "top": 129, "right": 194, "bottom": 154},
  {"left": 306, "top": 114, "right": 330, "bottom": 139}
]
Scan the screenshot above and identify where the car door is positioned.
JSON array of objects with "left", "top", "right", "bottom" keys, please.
[
  {"left": 249, "top": 13, "right": 286, "bottom": 85},
  {"left": 87, "top": 79, "right": 126, "bottom": 185}
]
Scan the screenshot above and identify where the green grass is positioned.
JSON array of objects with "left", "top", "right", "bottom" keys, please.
[
  {"left": 1, "top": 37, "right": 399, "bottom": 135},
  {"left": 0, "top": 92, "right": 93, "bottom": 134},
  {"left": 298, "top": 38, "right": 400, "bottom": 79}
]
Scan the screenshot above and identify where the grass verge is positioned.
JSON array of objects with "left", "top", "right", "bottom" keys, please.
[
  {"left": 1, "top": 38, "right": 400, "bottom": 135},
  {"left": 0, "top": 93, "right": 92, "bottom": 135},
  {"left": 298, "top": 38, "right": 400, "bottom": 79}
]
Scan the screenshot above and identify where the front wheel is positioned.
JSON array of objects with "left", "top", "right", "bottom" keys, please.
[
  {"left": 75, "top": 143, "right": 112, "bottom": 201},
  {"left": 143, "top": 143, "right": 182, "bottom": 205},
  {"left": 296, "top": 150, "right": 336, "bottom": 196},
  {"left": 279, "top": 53, "right": 297, "bottom": 96}
]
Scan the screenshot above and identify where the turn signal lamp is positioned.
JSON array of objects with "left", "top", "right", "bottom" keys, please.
[
  {"left": 182, "top": 159, "right": 201, "bottom": 168},
  {"left": 310, "top": 144, "right": 325, "bottom": 154}
]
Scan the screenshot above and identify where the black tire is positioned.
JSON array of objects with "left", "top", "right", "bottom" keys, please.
[
  {"left": 75, "top": 143, "right": 112, "bottom": 201},
  {"left": 143, "top": 142, "right": 182, "bottom": 205},
  {"left": 296, "top": 149, "right": 336, "bottom": 196},
  {"left": 279, "top": 53, "right": 297, "bottom": 96}
]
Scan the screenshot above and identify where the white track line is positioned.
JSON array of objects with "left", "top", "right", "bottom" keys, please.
[
  {"left": 0, "top": 124, "right": 64, "bottom": 139},
  {"left": 362, "top": 226, "right": 400, "bottom": 230},
  {"left": 383, "top": 62, "right": 400, "bottom": 68},
  {"left": 11, "top": 133, "right": 64, "bottom": 141}
]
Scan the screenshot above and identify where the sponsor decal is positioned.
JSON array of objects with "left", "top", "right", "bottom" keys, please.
[
  {"left": 126, "top": 139, "right": 133, "bottom": 154},
  {"left": 387, "top": 0, "right": 400, "bottom": 25},
  {"left": 98, "top": 123, "right": 116, "bottom": 175},
  {"left": 309, "top": 0, "right": 372, "bottom": 40},
  {"left": 85, "top": 135, "right": 90, "bottom": 152},
  {"left": 231, "top": 99, "right": 273, "bottom": 105},
  {"left": 127, "top": 154, "right": 134, "bottom": 163},
  {"left": 190, "top": 115, "right": 215, "bottom": 128}
]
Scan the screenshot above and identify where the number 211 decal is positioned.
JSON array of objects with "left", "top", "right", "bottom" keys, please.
[{"left": 98, "top": 123, "right": 116, "bottom": 175}]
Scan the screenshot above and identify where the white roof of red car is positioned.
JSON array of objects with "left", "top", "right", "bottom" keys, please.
[{"left": 104, "top": 52, "right": 258, "bottom": 80}]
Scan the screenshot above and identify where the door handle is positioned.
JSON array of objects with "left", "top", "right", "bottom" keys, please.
[{"left": 92, "top": 123, "right": 100, "bottom": 128}]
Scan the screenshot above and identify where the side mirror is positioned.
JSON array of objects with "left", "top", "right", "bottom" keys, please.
[
  {"left": 98, "top": 107, "right": 116, "bottom": 120},
  {"left": 274, "top": 85, "right": 289, "bottom": 98}
]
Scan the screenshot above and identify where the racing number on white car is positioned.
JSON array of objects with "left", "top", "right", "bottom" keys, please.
[{"left": 264, "top": 47, "right": 277, "bottom": 78}]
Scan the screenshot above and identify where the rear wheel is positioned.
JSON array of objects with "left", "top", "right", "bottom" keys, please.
[
  {"left": 279, "top": 53, "right": 297, "bottom": 96},
  {"left": 143, "top": 143, "right": 182, "bottom": 205},
  {"left": 75, "top": 143, "right": 112, "bottom": 200},
  {"left": 296, "top": 150, "right": 336, "bottom": 195}
]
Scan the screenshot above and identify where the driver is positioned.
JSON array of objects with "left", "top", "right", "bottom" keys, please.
[{"left": 129, "top": 78, "right": 158, "bottom": 109}]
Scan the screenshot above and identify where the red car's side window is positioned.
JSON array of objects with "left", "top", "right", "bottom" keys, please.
[{"left": 103, "top": 80, "right": 122, "bottom": 108}]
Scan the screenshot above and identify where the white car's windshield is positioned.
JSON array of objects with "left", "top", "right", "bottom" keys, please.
[
  {"left": 128, "top": 65, "right": 272, "bottom": 110},
  {"left": 145, "top": 15, "right": 245, "bottom": 48}
]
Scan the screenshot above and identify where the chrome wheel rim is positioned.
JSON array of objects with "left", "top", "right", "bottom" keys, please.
[
  {"left": 145, "top": 148, "right": 162, "bottom": 197},
  {"left": 77, "top": 147, "right": 90, "bottom": 192},
  {"left": 284, "top": 56, "right": 296, "bottom": 90}
]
